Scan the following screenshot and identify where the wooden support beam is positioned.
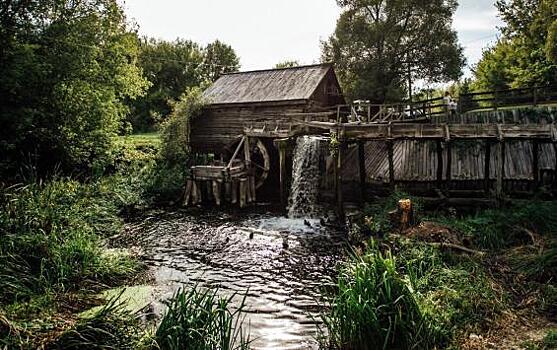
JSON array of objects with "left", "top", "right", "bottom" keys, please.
[
  {"left": 496, "top": 141, "right": 505, "bottom": 201},
  {"left": 239, "top": 178, "right": 247, "bottom": 208},
  {"left": 358, "top": 141, "right": 367, "bottom": 202},
  {"left": 336, "top": 142, "right": 345, "bottom": 217},
  {"left": 446, "top": 140, "right": 452, "bottom": 189},
  {"left": 387, "top": 140, "right": 395, "bottom": 187},
  {"left": 278, "top": 141, "right": 288, "bottom": 207},
  {"left": 212, "top": 181, "right": 221, "bottom": 206},
  {"left": 533, "top": 140, "right": 539, "bottom": 190},
  {"left": 436, "top": 139, "right": 443, "bottom": 188},
  {"left": 484, "top": 140, "right": 491, "bottom": 194}
]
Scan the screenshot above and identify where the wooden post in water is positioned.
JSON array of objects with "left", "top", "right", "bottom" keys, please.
[
  {"left": 336, "top": 141, "right": 345, "bottom": 217},
  {"left": 278, "top": 140, "right": 288, "bottom": 207}
]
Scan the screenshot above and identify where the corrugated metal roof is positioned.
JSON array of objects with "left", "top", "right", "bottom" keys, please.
[{"left": 202, "top": 64, "right": 332, "bottom": 105}]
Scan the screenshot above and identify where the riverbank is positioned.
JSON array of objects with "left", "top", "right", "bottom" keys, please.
[{"left": 323, "top": 195, "right": 557, "bottom": 349}]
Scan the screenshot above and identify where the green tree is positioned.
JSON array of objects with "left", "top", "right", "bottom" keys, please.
[
  {"left": 202, "top": 40, "right": 240, "bottom": 82},
  {"left": 129, "top": 38, "right": 239, "bottom": 132},
  {"left": 275, "top": 60, "right": 300, "bottom": 68},
  {"left": 0, "top": 0, "right": 149, "bottom": 179},
  {"left": 322, "top": 0, "right": 465, "bottom": 102},
  {"left": 474, "top": 0, "right": 557, "bottom": 90},
  {"left": 131, "top": 38, "right": 205, "bottom": 132}
]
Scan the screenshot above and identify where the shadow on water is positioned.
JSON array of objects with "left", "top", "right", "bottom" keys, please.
[{"left": 120, "top": 207, "right": 347, "bottom": 350}]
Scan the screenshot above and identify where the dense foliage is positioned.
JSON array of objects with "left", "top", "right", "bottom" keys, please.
[
  {"left": 130, "top": 39, "right": 239, "bottom": 132},
  {"left": 0, "top": 0, "right": 149, "bottom": 179},
  {"left": 322, "top": 0, "right": 465, "bottom": 102},
  {"left": 474, "top": 0, "right": 557, "bottom": 90}
]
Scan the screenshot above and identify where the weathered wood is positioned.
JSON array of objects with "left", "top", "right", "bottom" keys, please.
[
  {"left": 387, "top": 140, "right": 395, "bottom": 186},
  {"left": 484, "top": 140, "right": 491, "bottom": 194},
  {"left": 436, "top": 139, "right": 443, "bottom": 187},
  {"left": 446, "top": 140, "right": 452, "bottom": 188},
  {"left": 336, "top": 143, "right": 344, "bottom": 216},
  {"left": 496, "top": 141, "right": 505, "bottom": 200},
  {"left": 533, "top": 140, "right": 539, "bottom": 189},
  {"left": 249, "top": 175, "right": 256, "bottom": 202},
  {"left": 231, "top": 180, "right": 238, "bottom": 204},
  {"left": 358, "top": 141, "right": 366, "bottom": 202},
  {"left": 298, "top": 122, "right": 556, "bottom": 141},
  {"left": 239, "top": 178, "right": 247, "bottom": 208},
  {"left": 184, "top": 179, "right": 193, "bottom": 206},
  {"left": 278, "top": 141, "right": 288, "bottom": 206},
  {"left": 212, "top": 181, "right": 221, "bottom": 206}
]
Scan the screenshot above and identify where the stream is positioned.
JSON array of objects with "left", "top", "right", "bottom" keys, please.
[{"left": 122, "top": 208, "right": 347, "bottom": 349}]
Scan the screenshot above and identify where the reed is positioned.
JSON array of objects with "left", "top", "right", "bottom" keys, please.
[
  {"left": 321, "top": 245, "right": 441, "bottom": 350},
  {"left": 155, "top": 286, "right": 250, "bottom": 350}
]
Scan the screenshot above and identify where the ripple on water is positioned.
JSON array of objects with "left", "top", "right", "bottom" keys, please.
[{"left": 129, "top": 211, "right": 346, "bottom": 350}]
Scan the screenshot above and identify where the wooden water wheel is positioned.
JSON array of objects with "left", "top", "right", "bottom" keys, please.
[{"left": 226, "top": 137, "right": 270, "bottom": 189}]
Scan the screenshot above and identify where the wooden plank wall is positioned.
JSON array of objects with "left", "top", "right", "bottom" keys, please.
[{"left": 335, "top": 139, "right": 557, "bottom": 195}]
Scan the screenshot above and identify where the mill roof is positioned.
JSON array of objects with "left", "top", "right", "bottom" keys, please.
[{"left": 202, "top": 63, "right": 335, "bottom": 105}]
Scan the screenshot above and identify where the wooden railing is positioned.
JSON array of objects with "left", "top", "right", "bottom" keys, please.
[
  {"left": 337, "top": 85, "right": 557, "bottom": 124},
  {"left": 459, "top": 85, "right": 557, "bottom": 113}
]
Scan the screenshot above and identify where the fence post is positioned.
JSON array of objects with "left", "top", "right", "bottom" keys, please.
[
  {"left": 494, "top": 91, "right": 499, "bottom": 111},
  {"left": 533, "top": 87, "right": 538, "bottom": 107}
]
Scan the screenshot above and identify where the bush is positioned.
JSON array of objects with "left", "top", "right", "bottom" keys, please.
[
  {"left": 155, "top": 286, "right": 250, "bottom": 350},
  {"left": 322, "top": 245, "right": 442, "bottom": 350},
  {"left": 143, "top": 87, "right": 206, "bottom": 203}
]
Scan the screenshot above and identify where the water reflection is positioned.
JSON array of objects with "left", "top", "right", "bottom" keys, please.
[{"left": 125, "top": 209, "right": 346, "bottom": 350}]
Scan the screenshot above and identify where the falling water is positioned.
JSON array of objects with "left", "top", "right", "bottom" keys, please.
[{"left": 288, "top": 136, "right": 322, "bottom": 218}]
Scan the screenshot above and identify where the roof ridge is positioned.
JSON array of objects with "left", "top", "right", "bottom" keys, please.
[{"left": 222, "top": 63, "right": 332, "bottom": 76}]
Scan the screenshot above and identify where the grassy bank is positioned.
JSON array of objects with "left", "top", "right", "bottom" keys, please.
[
  {"left": 323, "top": 196, "right": 557, "bottom": 349},
  {"left": 0, "top": 175, "right": 146, "bottom": 348}
]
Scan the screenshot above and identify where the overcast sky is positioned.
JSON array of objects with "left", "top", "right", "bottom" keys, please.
[{"left": 125, "top": 0, "right": 503, "bottom": 77}]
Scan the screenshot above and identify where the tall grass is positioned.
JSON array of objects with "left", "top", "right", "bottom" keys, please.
[
  {"left": 155, "top": 286, "right": 250, "bottom": 350},
  {"left": 0, "top": 179, "right": 140, "bottom": 304},
  {"left": 322, "top": 245, "right": 442, "bottom": 350}
]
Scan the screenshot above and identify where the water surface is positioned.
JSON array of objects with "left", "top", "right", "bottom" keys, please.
[{"left": 123, "top": 209, "right": 346, "bottom": 350}]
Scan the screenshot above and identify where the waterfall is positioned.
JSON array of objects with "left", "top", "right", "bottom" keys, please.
[{"left": 287, "top": 136, "right": 322, "bottom": 219}]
